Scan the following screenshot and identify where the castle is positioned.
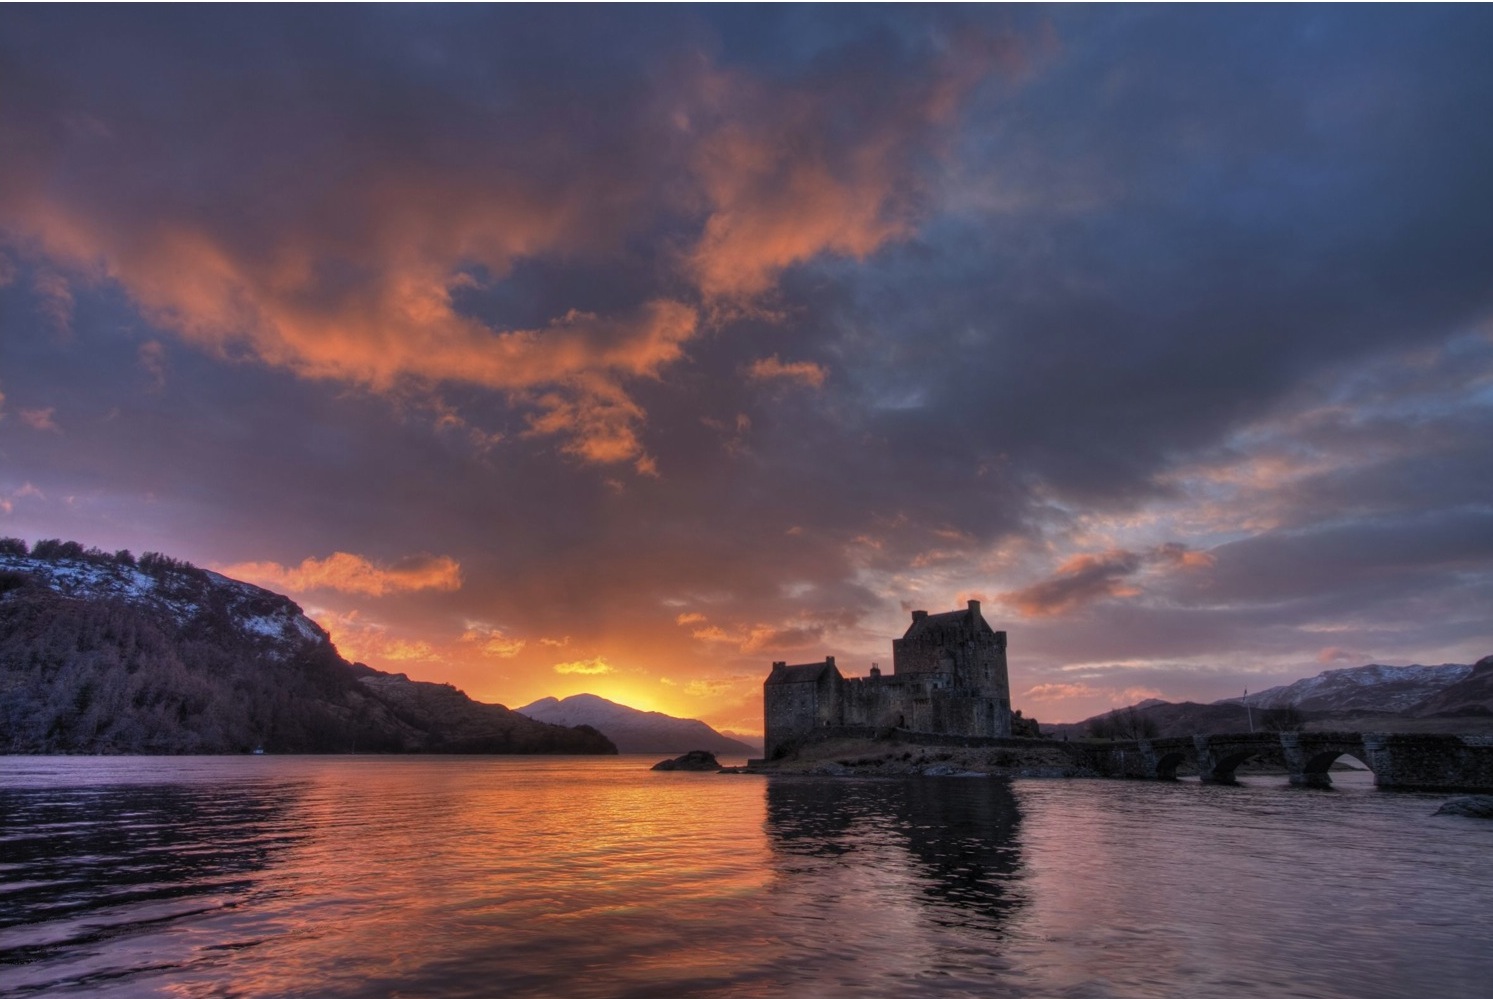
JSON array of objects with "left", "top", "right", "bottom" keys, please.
[{"left": 763, "top": 600, "right": 1012, "bottom": 759}]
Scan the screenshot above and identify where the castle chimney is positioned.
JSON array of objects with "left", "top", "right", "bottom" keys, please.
[
  {"left": 869, "top": 663, "right": 881, "bottom": 678},
  {"left": 967, "top": 599, "right": 981, "bottom": 618},
  {"left": 912, "top": 610, "right": 927, "bottom": 621}
]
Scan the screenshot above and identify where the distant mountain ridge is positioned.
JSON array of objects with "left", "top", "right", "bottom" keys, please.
[
  {"left": 1223, "top": 662, "right": 1477, "bottom": 714},
  {"left": 0, "top": 540, "right": 615, "bottom": 755},
  {"left": 1411, "top": 658, "right": 1493, "bottom": 717},
  {"left": 516, "top": 693, "right": 757, "bottom": 755},
  {"left": 1048, "top": 654, "right": 1493, "bottom": 739}
]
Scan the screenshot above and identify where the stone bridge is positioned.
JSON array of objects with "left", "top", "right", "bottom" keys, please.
[{"left": 1082, "top": 731, "right": 1493, "bottom": 790}]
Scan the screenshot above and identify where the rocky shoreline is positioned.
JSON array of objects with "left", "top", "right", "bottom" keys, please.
[{"left": 721, "top": 737, "right": 1096, "bottom": 779}]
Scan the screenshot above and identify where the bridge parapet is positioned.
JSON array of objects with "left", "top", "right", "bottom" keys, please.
[
  {"left": 1080, "top": 731, "right": 1493, "bottom": 791},
  {"left": 1362, "top": 733, "right": 1493, "bottom": 791}
]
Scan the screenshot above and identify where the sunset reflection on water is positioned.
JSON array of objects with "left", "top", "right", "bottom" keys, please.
[{"left": 3, "top": 757, "right": 1492, "bottom": 998}]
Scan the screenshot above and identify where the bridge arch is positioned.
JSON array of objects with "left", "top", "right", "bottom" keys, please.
[
  {"left": 1294, "top": 747, "right": 1373, "bottom": 788},
  {"left": 1303, "top": 748, "right": 1372, "bottom": 773},
  {"left": 1206, "top": 749, "right": 1260, "bottom": 784},
  {"left": 1153, "top": 751, "right": 1188, "bottom": 780}
]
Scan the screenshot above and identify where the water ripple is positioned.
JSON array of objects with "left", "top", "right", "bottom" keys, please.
[{"left": 2, "top": 759, "right": 1491, "bottom": 998}]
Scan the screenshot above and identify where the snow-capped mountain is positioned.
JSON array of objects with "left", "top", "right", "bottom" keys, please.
[
  {"left": 516, "top": 693, "right": 756, "bottom": 755},
  {"left": 1224, "top": 662, "right": 1476, "bottom": 714},
  {"left": 3, "top": 545, "right": 328, "bottom": 654}
]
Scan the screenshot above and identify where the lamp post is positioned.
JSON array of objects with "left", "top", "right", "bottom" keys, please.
[{"left": 1245, "top": 688, "right": 1254, "bottom": 733}]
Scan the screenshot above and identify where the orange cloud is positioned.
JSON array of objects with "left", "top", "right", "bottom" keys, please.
[
  {"left": 684, "top": 615, "right": 823, "bottom": 654},
  {"left": 0, "top": 25, "right": 1038, "bottom": 469},
  {"left": 682, "top": 675, "right": 757, "bottom": 698},
  {"left": 553, "top": 657, "right": 615, "bottom": 676},
  {"left": 1000, "top": 549, "right": 1143, "bottom": 618},
  {"left": 308, "top": 608, "right": 442, "bottom": 666},
  {"left": 746, "top": 355, "right": 827, "bottom": 388},
  {"left": 690, "top": 129, "right": 910, "bottom": 302},
  {"left": 1001, "top": 542, "right": 1215, "bottom": 618},
  {"left": 1024, "top": 682, "right": 1100, "bottom": 701},
  {"left": 461, "top": 623, "right": 526, "bottom": 659},
  {"left": 687, "top": 83, "right": 920, "bottom": 304},
  {"left": 686, "top": 29, "right": 1033, "bottom": 304},
  {"left": 6, "top": 182, "right": 697, "bottom": 470},
  {"left": 1115, "top": 686, "right": 1166, "bottom": 705},
  {"left": 221, "top": 551, "right": 462, "bottom": 597}
]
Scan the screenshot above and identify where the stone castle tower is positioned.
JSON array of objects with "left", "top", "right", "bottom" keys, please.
[{"left": 763, "top": 600, "right": 1012, "bottom": 759}]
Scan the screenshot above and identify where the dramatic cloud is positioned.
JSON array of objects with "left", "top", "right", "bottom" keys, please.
[
  {"left": 222, "top": 552, "right": 462, "bottom": 597},
  {"left": 999, "top": 551, "right": 1145, "bottom": 619},
  {"left": 3, "top": 7, "right": 1491, "bottom": 728},
  {"left": 0, "top": 8, "right": 1026, "bottom": 470},
  {"left": 687, "top": 22, "right": 1037, "bottom": 302}
]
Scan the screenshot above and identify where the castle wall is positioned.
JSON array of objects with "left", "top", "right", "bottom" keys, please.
[
  {"left": 891, "top": 637, "right": 955, "bottom": 676},
  {"left": 834, "top": 674, "right": 1012, "bottom": 739},
  {"left": 764, "top": 604, "right": 1015, "bottom": 751},
  {"left": 764, "top": 665, "right": 840, "bottom": 759}
]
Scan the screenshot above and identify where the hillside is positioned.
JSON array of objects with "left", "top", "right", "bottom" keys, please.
[
  {"left": 1226, "top": 662, "right": 1475, "bottom": 713},
  {"left": 1410, "top": 655, "right": 1493, "bottom": 718},
  {"left": 516, "top": 693, "right": 757, "bottom": 755},
  {"left": 1045, "top": 654, "right": 1493, "bottom": 740},
  {"left": 0, "top": 540, "right": 615, "bottom": 755}
]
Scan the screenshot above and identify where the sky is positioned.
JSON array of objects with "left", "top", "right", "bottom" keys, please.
[{"left": 2, "top": 6, "right": 1491, "bottom": 732}]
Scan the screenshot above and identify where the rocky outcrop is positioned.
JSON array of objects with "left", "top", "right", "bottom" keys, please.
[
  {"left": 1434, "top": 795, "right": 1493, "bottom": 818},
  {"left": 651, "top": 750, "right": 720, "bottom": 771}
]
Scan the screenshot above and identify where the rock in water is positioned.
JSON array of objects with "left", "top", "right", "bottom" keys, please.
[
  {"left": 1434, "top": 795, "right": 1493, "bottom": 818},
  {"left": 651, "top": 750, "right": 720, "bottom": 771}
]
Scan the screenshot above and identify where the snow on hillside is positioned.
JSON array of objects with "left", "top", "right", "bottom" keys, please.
[
  {"left": 1, "top": 551, "right": 330, "bottom": 658},
  {"left": 1225, "top": 662, "right": 1475, "bottom": 714}
]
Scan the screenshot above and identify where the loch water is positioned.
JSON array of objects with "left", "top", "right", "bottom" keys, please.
[{"left": 2, "top": 756, "right": 1490, "bottom": 999}]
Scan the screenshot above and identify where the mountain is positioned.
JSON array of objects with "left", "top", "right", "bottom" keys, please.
[
  {"left": 515, "top": 693, "right": 756, "bottom": 755},
  {"left": 1409, "top": 655, "right": 1493, "bottom": 718},
  {"left": 1045, "top": 655, "right": 1493, "bottom": 739},
  {"left": 1044, "top": 701, "right": 1255, "bottom": 741},
  {"left": 0, "top": 540, "right": 615, "bottom": 755},
  {"left": 1225, "top": 662, "right": 1476, "bottom": 714},
  {"left": 717, "top": 730, "right": 765, "bottom": 754}
]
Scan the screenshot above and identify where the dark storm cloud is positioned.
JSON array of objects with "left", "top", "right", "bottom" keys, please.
[
  {"left": 798, "top": 7, "right": 1493, "bottom": 505},
  {"left": 2, "top": 6, "right": 1491, "bottom": 725}
]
